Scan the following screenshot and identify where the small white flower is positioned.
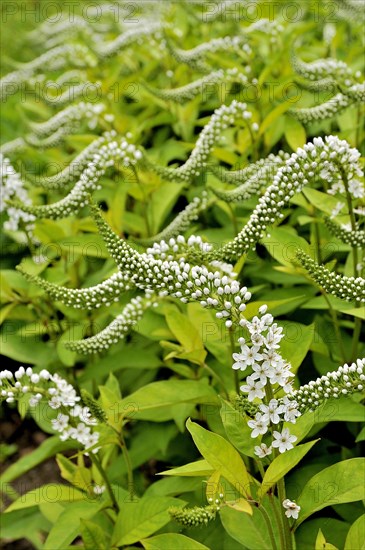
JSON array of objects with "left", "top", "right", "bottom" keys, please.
[
  {"left": 239, "top": 345, "right": 264, "bottom": 366},
  {"left": 93, "top": 484, "right": 106, "bottom": 495},
  {"left": 272, "top": 428, "right": 297, "bottom": 453},
  {"left": 348, "top": 179, "right": 365, "bottom": 199},
  {"left": 254, "top": 443, "right": 272, "bottom": 458},
  {"left": 282, "top": 499, "right": 301, "bottom": 519},
  {"left": 48, "top": 395, "right": 62, "bottom": 409},
  {"left": 51, "top": 413, "right": 69, "bottom": 432},
  {"left": 248, "top": 413, "right": 269, "bottom": 438},
  {"left": 260, "top": 399, "right": 284, "bottom": 424},
  {"left": 240, "top": 377, "right": 266, "bottom": 401}
]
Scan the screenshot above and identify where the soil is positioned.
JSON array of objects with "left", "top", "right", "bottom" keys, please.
[{"left": 1, "top": 409, "right": 63, "bottom": 549}]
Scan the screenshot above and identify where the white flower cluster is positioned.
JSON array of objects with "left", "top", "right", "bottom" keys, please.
[
  {"left": 231, "top": 305, "right": 300, "bottom": 456},
  {"left": 17, "top": 267, "right": 133, "bottom": 310},
  {"left": 287, "top": 358, "right": 365, "bottom": 412},
  {"left": 14, "top": 135, "right": 142, "bottom": 219},
  {"left": 213, "top": 151, "right": 289, "bottom": 187},
  {"left": 288, "top": 87, "right": 364, "bottom": 123},
  {"left": 169, "top": 35, "right": 247, "bottom": 69},
  {"left": 145, "top": 100, "right": 253, "bottom": 183},
  {"left": 215, "top": 136, "right": 363, "bottom": 262},
  {"left": 96, "top": 21, "right": 164, "bottom": 58},
  {"left": 66, "top": 294, "right": 154, "bottom": 354},
  {"left": 144, "top": 68, "right": 251, "bottom": 104},
  {"left": 0, "top": 154, "right": 36, "bottom": 235},
  {"left": 0, "top": 367, "right": 100, "bottom": 453},
  {"left": 211, "top": 151, "right": 290, "bottom": 203},
  {"left": 139, "top": 192, "right": 209, "bottom": 246},
  {"left": 30, "top": 133, "right": 113, "bottom": 191},
  {"left": 28, "top": 102, "right": 105, "bottom": 138},
  {"left": 43, "top": 81, "right": 102, "bottom": 107},
  {"left": 93, "top": 205, "right": 250, "bottom": 324},
  {"left": 0, "top": 44, "right": 96, "bottom": 101},
  {"left": 296, "top": 251, "right": 365, "bottom": 303},
  {"left": 325, "top": 217, "right": 365, "bottom": 248},
  {"left": 292, "top": 53, "right": 355, "bottom": 83}
]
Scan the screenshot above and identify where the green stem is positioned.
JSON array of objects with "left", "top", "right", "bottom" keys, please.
[
  {"left": 311, "top": 206, "right": 346, "bottom": 363},
  {"left": 202, "top": 362, "right": 229, "bottom": 399},
  {"left": 258, "top": 503, "right": 278, "bottom": 550},
  {"left": 321, "top": 291, "right": 347, "bottom": 364},
  {"left": 228, "top": 328, "right": 240, "bottom": 394},
  {"left": 341, "top": 166, "right": 362, "bottom": 361},
  {"left": 90, "top": 454, "right": 120, "bottom": 512},
  {"left": 268, "top": 491, "right": 286, "bottom": 550},
  {"left": 227, "top": 202, "right": 239, "bottom": 236},
  {"left": 118, "top": 428, "right": 135, "bottom": 501},
  {"left": 264, "top": 384, "right": 292, "bottom": 550},
  {"left": 275, "top": 472, "right": 292, "bottom": 550},
  {"left": 132, "top": 166, "right": 152, "bottom": 237}
]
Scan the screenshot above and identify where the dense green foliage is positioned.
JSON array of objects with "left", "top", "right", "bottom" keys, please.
[{"left": 1, "top": 1, "right": 364, "bottom": 549}]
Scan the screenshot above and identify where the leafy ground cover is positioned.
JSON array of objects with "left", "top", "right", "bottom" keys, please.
[{"left": 0, "top": 1, "right": 364, "bottom": 549}]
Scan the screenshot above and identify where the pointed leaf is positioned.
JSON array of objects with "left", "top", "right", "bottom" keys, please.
[
  {"left": 297, "top": 458, "right": 365, "bottom": 526},
  {"left": 186, "top": 419, "right": 251, "bottom": 498},
  {"left": 259, "top": 440, "right": 319, "bottom": 498}
]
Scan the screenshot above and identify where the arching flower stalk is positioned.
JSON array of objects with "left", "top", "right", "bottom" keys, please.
[
  {"left": 0, "top": 44, "right": 96, "bottom": 101},
  {"left": 142, "top": 68, "right": 252, "bottom": 104},
  {"left": 8, "top": 136, "right": 142, "bottom": 219},
  {"left": 209, "top": 136, "right": 363, "bottom": 262},
  {"left": 143, "top": 100, "right": 254, "bottom": 183},
  {"left": 284, "top": 358, "right": 365, "bottom": 413},
  {"left": 295, "top": 250, "right": 365, "bottom": 303}
]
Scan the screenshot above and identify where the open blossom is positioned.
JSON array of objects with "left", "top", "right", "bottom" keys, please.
[
  {"left": 259, "top": 399, "right": 284, "bottom": 424},
  {"left": 239, "top": 345, "right": 264, "bottom": 367},
  {"left": 254, "top": 443, "right": 272, "bottom": 458},
  {"left": 247, "top": 413, "right": 269, "bottom": 438},
  {"left": 282, "top": 499, "right": 301, "bottom": 519},
  {"left": 272, "top": 428, "right": 297, "bottom": 453},
  {"left": 240, "top": 376, "right": 266, "bottom": 401},
  {"left": 348, "top": 179, "right": 364, "bottom": 199},
  {"left": 51, "top": 413, "right": 69, "bottom": 432}
]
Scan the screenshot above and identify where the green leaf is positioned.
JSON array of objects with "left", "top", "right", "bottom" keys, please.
[
  {"left": 284, "top": 116, "right": 306, "bottom": 151},
  {"left": 279, "top": 322, "right": 314, "bottom": 372},
  {"left": 220, "top": 399, "right": 255, "bottom": 457},
  {"left": 297, "top": 458, "right": 365, "bottom": 526},
  {"left": 1, "top": 436, "right": 77, "bottom": 483},
  {"left": 0, "top": 329, "right": 57, "bottom": 365},
  {"left": 112, "top": 496, "right": 185, "bottom": 546},
  {"left": 261, "top": 227, "right": 310, "bottom": 267},
  {"left": 220, "top": 505, "right": 274, "bottom": 549},
  {"left": 165, "top": 307, "right": 207, "bottom": 364},
  {"left": 80, "top": 519, "right": 108, "bottom": 550},
  {"left": 44, "top": 501, "right": 101, "bottom": 549},
  {"left": 186, "top": 419, "right": 251, "bottom": 498},
  {"left": 344, "top": 515, "right": 365, "bottom": 550},
  {"left": 0, "top": 507, "right": 50, "bottom": 548},
  {"left": 259, "top": 440, "right": 319, "bottom": 498},
  {"left": 315, "top": 529, "right": 339, "bottom": 549},
  {"left": 142, "top": 533, "right": 210, "bottom": 550},
  {"left": 259, "top": 100, "right": 294, "bottom": 136},
  {"left": 158, "top": 459, "right": 214, "bottom": 477},
  {"left": 6, "top": 484, "right": 85, "bottom": 512},
  {"left": 116, "top": 380, "right": 218, "bottom": 422},
  {"left": 302, "top": 188, "right": 344, "bottom": 216}
]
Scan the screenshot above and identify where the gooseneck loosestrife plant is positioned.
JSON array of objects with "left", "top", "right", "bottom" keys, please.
[{"left": 1, "top": 2, "right": 364, "bottom": 549}]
